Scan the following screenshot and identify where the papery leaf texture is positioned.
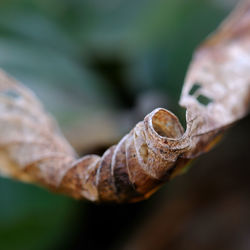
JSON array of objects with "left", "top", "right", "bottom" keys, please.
[{"left": 0, "top": 0, "right": 249, "bottom": 202}]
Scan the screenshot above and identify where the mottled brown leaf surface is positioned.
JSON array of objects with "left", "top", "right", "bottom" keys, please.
[{"left": 0, "top": 0, "right": 249, "bottom": 203}]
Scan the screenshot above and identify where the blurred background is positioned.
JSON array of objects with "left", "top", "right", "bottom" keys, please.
[{"left": 1, "top": 0, "right": 250, "bottom": 250}]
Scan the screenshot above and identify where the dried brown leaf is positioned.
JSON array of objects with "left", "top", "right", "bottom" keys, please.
[{"left": 0, "top": 0, "right": 249, "bottom": 203}]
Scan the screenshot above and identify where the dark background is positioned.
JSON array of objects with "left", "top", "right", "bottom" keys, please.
[{"left": 1, "top": 0, "right": 249, "bottom": 250}]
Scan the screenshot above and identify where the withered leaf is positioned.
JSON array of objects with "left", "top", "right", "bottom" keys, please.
[{"left": 0, "top": 0, "right": 249, "bottom": 203}]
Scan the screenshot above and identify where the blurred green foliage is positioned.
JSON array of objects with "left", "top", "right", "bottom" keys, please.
[
  {"left": 0, "top": 1, "right": 234, "bottom": 249},
  {"left": 0, "top": 179, "right": 78, "bottom": 250}
]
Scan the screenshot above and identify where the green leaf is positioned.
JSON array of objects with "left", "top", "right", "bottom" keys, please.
[{"left": 0, "top": 178, "right": 77, "bottom": 250}]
